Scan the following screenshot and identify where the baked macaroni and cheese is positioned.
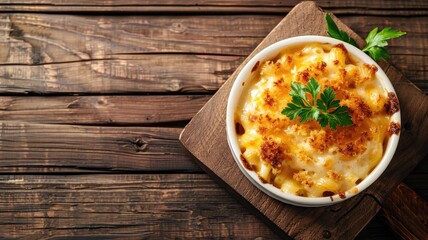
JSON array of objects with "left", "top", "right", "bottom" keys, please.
[{"left": 235, "top": 42, "right": 400, "bottom": 198}]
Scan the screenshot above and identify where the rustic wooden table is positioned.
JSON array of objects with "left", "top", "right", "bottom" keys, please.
[{"left": 0, "top": 1, "right": 426, "bottom": 239}]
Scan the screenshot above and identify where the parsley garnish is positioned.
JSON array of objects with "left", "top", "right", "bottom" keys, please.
[
  {"left": 281, "top": 78, "right": 353, "bottom": 130},
  {"left": 362, "top": 27, "right": 406, "bottom": 61},
  {"left": 325, "top": 13, "right": 357, "bottom": 47},
  {"left": 325, "top": 13, "right": 406, "bottom": 61}
]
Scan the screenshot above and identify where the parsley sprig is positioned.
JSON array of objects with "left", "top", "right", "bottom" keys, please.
[
  {"left": 325, "top": 13, "right": 406, "bottom": 61},
  {"left": 325, "top": 13, "right": 357, "bottom": 47},
  {"left": 281, "top": 78, "right": 353, "bottom": 130},
  {"left": 362, "top": 27, "right": 406, "bottom": 61}
]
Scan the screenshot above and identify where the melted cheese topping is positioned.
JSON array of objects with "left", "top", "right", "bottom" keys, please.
[{"left": 236, "top": 42, "right": 391, "bottom": 198}]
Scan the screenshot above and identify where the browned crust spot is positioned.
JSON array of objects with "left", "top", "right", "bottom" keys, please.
[
  {"left": 310, "top": 126, "right": 373, "bottom": 157},
  {"left": 323, "top": 191, "right": 335, "bottom": 197},
  {"left": 327, "top": 170, "right": 342, "bottom": 181},
  {"left": 338, "top": 132, "right": 371, "bottom": 157},
  {"left": 309, "top": 131, "right": 334, "bottom": 152},
  {"left": 293, "top": 171, "right": 314, "bottom": 188},
  {"left": 264, "top": 92, "right": 275, "bottom": 106},
  {"left": 350, "top": 99, "right": 372, "bottom": 123},
  {"left": 339, "top": 192, "right": 346, "bottom": 199},
  {"left": 258, "top": 176, "right": 268, "bottom": 184},
  {"left": 260, "top": 139, "right": 284, "bottom": 169},
  {"left": 363, "top": 63, "right": 378, "bottom": 73},
  {"left": 339, "top": 142, "right": 357, "bottom": 157},
  {"left": 251, "top": 61, "right": 260, "bottom": 72},
  {"left": 258, "top": 126, "right": 267, "bottom": 134},
  {"left": 355, "top": 178, "right": 362, "bottom": 185},
  {"left": 315, "top": 61, "right": 327, "bottom": 72},
  {"left": 333, "top": 59, "right": 339, "bottom": 65},
  {"left": 235, "top": 122, "right": 245, "bottom": 135},
  {"left": 274, "top": 77, "right": 284, "bottom": 86},
  {"left": 334, "top": 43, "right": 348, "bottom": 54},
  {"left": 385, "top": 92, "right": 400, "bottom": 115},
  {"left": 388, "top": 121, "right": 401, "bottom": 136},
  {"left": 298, "top": 69, "right": 310, "bottom": 82},
  {"left": 240, "top": 154, "right": 253, "bottom": 171}
]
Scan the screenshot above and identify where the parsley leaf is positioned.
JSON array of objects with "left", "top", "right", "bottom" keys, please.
[
  {"left": 325, "top": 13, "right": 406, "bottom": 61},
  {"left": 281, "top": 78, "right": 353, "bottom": 130},
  {"left": 362, "top": 27, "right": 406, "bottom": 61},
  {"left": 325, "top": 13, "right": 357, "bottom": 47}
]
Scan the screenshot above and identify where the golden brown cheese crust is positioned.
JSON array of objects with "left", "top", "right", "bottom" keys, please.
[
  {"left": 260, "top": 138, "right": 285, "bottom": 169},
  {"left": 236, "top": 42, "right": 395, "bottom": 197},
  {"left": 388, "top": 122, "right": 401, "bottom": 136},
  {"left": 385, "top": 92, "right": 400, "bottom": 115}
]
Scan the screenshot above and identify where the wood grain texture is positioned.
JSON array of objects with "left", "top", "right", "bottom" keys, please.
[
  {"left": 0, "top": 121, "right": 425, "bottom": 197},
  {"left": 0, "top": 14, "right": 426, "bottom": 93},
  {"left": 0, "top": 173, "right": 402, "bottom": 240},
  {"left": 0, "top": 14, "right": 273, "bottom": 61},
  {"left": 180, "top": 2, "right": 428, "bottom": 239},
  {"left": 403, "top": 173, "right": 428, "bottom": 199},
  {"left": 0, "top": 122, "right": 199, "bottom": 173},
  {"left": 0, "top": 13, "right": 269, "bottom": 93},
  {"left": 0, "top": 0, "right": 427, "bottom": 15},
  {"left": 379, "top": 183, "right": 428, "bottom": 239},
  {"left": 0, "top": 95, "right": 210, "bottom": 124},
  {"left": 0, "top": 0, "right": 424, "bottom": 239},
  {"left": 0, "top": 174, "right": 280, "bottom": 239}
]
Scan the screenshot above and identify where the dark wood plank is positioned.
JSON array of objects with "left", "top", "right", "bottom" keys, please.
[
  {"left": 0, "top": 95, "right": 210, "bottom": 124},
  {"left": 0, "top": 14, "right": 426, "bottom": 94},
  {"left": 0, "top": 122, "right": 199, "bottom": 173},
  {"left": 0, "top": 174, "right": 281, "bottom": 239},
  {"left": 357, "top": 216, "right": 398, "bottom": 240},
  {"left": 0, "top": 14, "right": 274, "bottom": 61},
  {"left": 179, "top": 2, "right": 428, "bottom": 239},
  {"left": 379, "top": 183, "right": 428, "bottom": 239},
  {"left": 0, "top": 55, "right": 242, "bottom": 94},
  {"left": 0, "top": 13, "right": 270, "bottom": 94},
  {"left": 0, "top": 173, "right": 407, "bottom": 240},
  {"left": 0, "top": 175, "right": 423, "bottom": 239},
  {"left": 404, "top": 173, "right": 428, "bottom": 199},
  {"left": 0, "top": 0, "right": 426, "bottom": 15},
  {"left": 1, "top": 14, "right": 425, "bottom": 62}
]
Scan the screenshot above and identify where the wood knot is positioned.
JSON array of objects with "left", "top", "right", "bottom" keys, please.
[
  {"left": 9, "top": 22, "right": 24, "bottom": 39},
  {"left": 169, "top": 22, "right": 186, "bottom": 33},
  {"left": 404, "top": 121, "right": 412, "bottom": 131},
  {"left": 322, "top": 230, "right": 332, "bottom": 239},
  {"left": 133, "top": 138, "right": 148, "bottom": 152},
  {"left": 97, "top": 99, "right": 106, "bottom": 105},
  {"left": 67, "top": 99, "right": 80, "bottom": 109}
]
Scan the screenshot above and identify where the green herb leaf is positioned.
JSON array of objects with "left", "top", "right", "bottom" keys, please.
[
  {"left": 281, "top": 78, "right": 353, "bottom": 130},
  {"left": 362, "top": 27, "right": 406, "bottom": 61},
  {"left": 303, "top": 78, "right": 321, "bottom": 105},
  {"left": 325, "top": 13, "right": 406, "bottom": 61},
  {"left": 325, "top": 13, "right": 357, "bottom": 47},
  {"left": 364, "top": 46, "right": 389, "bottom": 61}
]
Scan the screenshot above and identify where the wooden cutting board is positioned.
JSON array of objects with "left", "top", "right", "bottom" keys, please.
[{"left": 179, "top": 2, "right": 428, "bottom": 239}]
